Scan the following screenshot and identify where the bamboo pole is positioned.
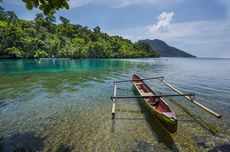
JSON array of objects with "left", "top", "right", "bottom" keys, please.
[
  {"left": 111, "top": 102, "right": 116, "bottom": 118},
  {"left": 114, "top": 76, "right": 164, "bottom": 83},
  {"left": 160, "top": 79, "right": 221, "bottom": 118},
  {"left": 113, "top": 83, "right": 117, "bottom": 101},
  {"left": 111, "top": 83, "right": 117, "bottom": 119}
]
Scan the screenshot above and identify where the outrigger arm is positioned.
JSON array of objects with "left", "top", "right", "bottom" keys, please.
[
  {"left": 158, "top": 79, "right": 221, "bottom": 118},
  {"left": 111, "top": 82, "right": 117, "bottom": 119},
  {"left": 114, "top": 76, "right": 164, "bottom": 83},
  {"left": 111, "top": 75, "right": 221, "bottom": 119},
  {"left": 111, "top": 93, "right": 195, "bottom": 100},
  {"left": 111, "top": 76, "right": 164, "bottom": 119}
]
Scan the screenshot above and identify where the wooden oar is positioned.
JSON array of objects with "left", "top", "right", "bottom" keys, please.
[
  {"left": 114, "top": 76, "right": 164, "bottom": 83},
  {"left": 159, "top": 79, "right": 221, "bottom": 118},
  {"left": 111, "top": 93, "right": 195, "bottom": 100}
]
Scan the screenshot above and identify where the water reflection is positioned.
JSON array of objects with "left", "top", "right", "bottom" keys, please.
[
  {"left": 0, "top": 59, "right": 131, "bottom": 101},
  {"left": 0, "top": 59, "right": 130, "bottom": 74}
]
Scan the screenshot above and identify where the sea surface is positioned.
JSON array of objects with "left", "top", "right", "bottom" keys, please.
[{"left": 0, "top": 58, "right": 230, "bottom": 151}]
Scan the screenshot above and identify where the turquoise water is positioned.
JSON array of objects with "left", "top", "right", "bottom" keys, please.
[{"left": 0, "top": 58, "right": 230, "bottom": 151}]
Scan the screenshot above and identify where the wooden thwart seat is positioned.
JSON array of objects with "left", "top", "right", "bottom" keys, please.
[
  {"left": 135, "top": 83, "right": 143, "bottom": 85},
  {"left": 142, "top": 92, "right": 153, "bottom": 96}
]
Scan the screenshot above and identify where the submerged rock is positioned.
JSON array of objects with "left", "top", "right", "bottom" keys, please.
[
  {"left": 208, "top": 144, "right": 230, "bottom": 152},
  {"left": 0, "top": 132, "right": 44, "bottom": 152}
]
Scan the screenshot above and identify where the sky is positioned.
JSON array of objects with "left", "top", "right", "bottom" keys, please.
[{"left": 1, "top": 0, "right": 230, "bottom": 58}]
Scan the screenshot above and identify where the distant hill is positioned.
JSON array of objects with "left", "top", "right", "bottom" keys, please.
[{"left": 138, "top": 39, "right": 196, "bottom": 57}]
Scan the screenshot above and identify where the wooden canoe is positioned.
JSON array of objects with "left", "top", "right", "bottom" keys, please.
[{"left": 132, "top": 74, "right": 177, "bottom": 133}]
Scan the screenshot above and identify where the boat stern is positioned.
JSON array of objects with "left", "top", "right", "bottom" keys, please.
[{"left": 160, "top": 115, "right": 178, "bottom": 133}]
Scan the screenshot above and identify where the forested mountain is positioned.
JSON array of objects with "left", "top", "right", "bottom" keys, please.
[
  {"left": 138, "top": 39, "right": 195, "bottom": 57},
  {"left": 0, "top": 7, "right": 159, "bottom": 59}
]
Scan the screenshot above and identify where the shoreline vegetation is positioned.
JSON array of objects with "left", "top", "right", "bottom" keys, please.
[{"left": 0, "top": 7, "right": 159, "bottom": 59}]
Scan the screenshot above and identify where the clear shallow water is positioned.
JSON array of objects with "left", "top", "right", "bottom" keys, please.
[{"left": 0, "top": 58, "right": 230, "bottom": 151}]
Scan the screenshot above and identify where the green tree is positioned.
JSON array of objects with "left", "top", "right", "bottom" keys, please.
[
  {"left": 0, "top": 7, "right": 159, "bottom": 59},
  {"left": 0, "top": 0, "right": 69, "bottom": 15},
  {"left": 59, "top": 16, "right": 69, "bottom": 24},
  {"left": 6, "top": 11, "right": 18, "bottom": 23},
  {"left": 34, "top": 50, "right": 49, "bottom": 58},
  {"left": 0, "top": 6, "right": 6, "bottom": 20},
  {"left": 34, "top": 13, "right": 45, "bottom": 32},
  {"left": 45, "top": 15, "right": 56, "bottom": 33},
  {"left": 93, "top": 26, "right": 101, "bottom": 33},
  {"left": 23, "top": 0, "right": 69, "bottom": 15},
  {"left": 4, "top": 47, "right": 22, "bottom": 58}
]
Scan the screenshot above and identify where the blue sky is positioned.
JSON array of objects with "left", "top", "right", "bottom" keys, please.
[{"left": 1, "top": 0, "right": 230, "bottom": 58}]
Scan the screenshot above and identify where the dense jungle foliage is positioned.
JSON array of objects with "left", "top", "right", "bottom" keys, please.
[{"left": 0, "top": 7, "right": 159, "bottom": 59}]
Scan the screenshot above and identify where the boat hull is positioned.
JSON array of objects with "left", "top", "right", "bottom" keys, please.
[
  {"left": 132, "top": 74, "right": 177, "bottom": 133},
  {"left": 140, "top": 96, "right": 177, "bottom": 133}
]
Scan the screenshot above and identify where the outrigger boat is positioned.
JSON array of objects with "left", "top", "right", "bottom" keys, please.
[
  {"left": 132, "top": 74, "right": 177, "bottom": 133},
  {"left": 111, "top": 74, "right": 221, "bottom": 133}
]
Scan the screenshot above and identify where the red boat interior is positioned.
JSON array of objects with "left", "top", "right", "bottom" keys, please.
[{"left": 133, "top": 75, "right": 172, "bottom": 113}]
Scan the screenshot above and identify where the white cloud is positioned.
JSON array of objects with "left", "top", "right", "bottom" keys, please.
[
  {"left": 106, "top": 12, "right": 230, "bottom": 58},
  {"left": 149, "top": 12, "right": 174, "bottom": 32},
  {"left": 148, "top": 20, "right": 230, "bottom": 41}
]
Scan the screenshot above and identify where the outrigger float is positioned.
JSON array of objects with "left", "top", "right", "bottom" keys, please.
[{"left": 111, "top": 74, "right": 221, "bottom": 133}]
